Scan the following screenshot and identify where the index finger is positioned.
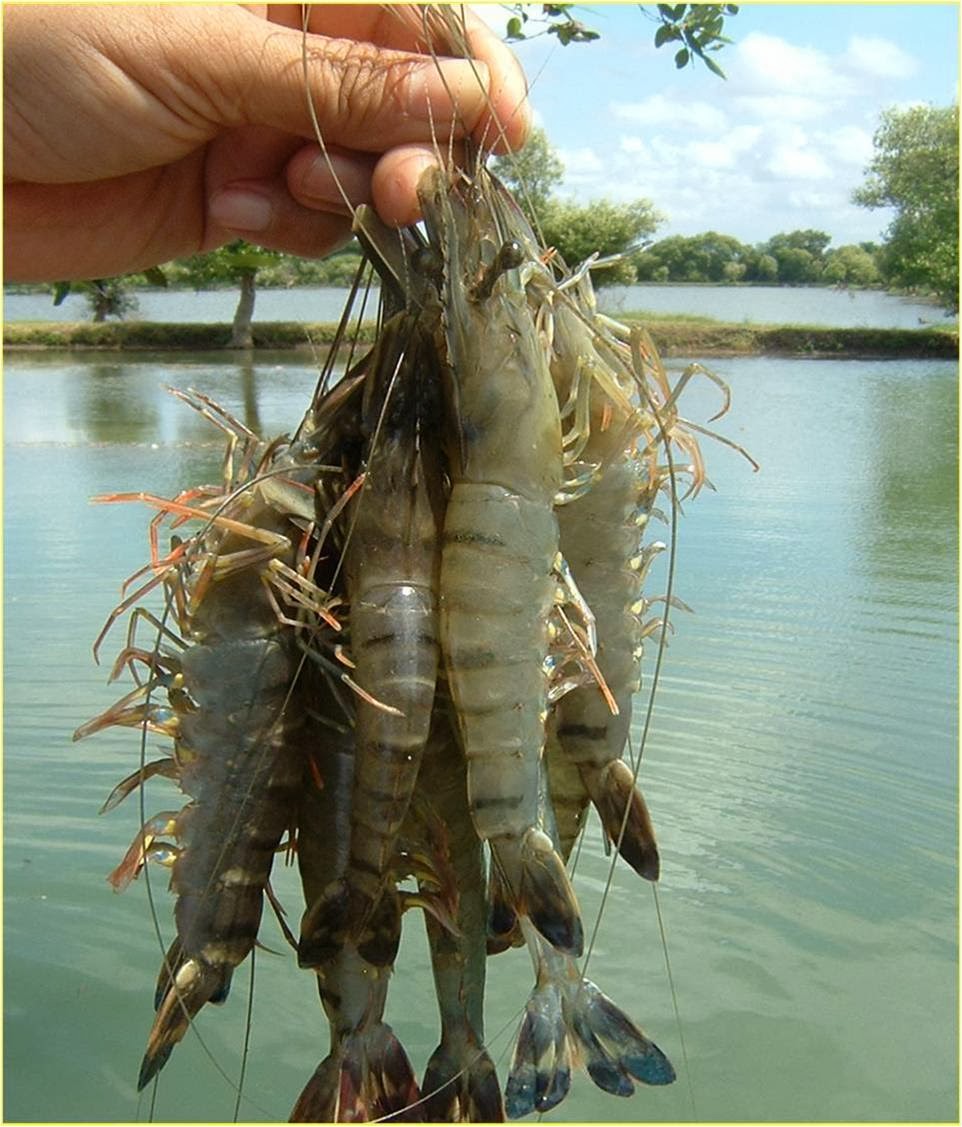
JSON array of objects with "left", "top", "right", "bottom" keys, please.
[{"left": 296, "top": 4, "right": 530, "bottom": 154}]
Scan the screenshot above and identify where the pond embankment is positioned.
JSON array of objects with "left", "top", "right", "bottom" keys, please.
[{"left": 3, "top": 319, "right": 958, "bottom": 358}]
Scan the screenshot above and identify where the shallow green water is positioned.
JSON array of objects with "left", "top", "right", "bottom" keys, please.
[{"left": 4, "top": 350, "right": 957, "bottom": 1122}]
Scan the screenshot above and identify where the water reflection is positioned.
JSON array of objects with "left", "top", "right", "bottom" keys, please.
[
  {"left": 65, "top": 358, "right": 161, "bottom": 445},
  {"left": 235, "top": 352, "right": 263, "bottom": 436},
  {"left": 857, "top": 363, "right": 958, "bottom": 583},
  {"left": 4, "top": 351, "right": 327, "bottom": 450}
]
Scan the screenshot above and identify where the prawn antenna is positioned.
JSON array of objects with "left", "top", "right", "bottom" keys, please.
[
  {"left": 232, "top": 949, "right": 257, "bottom": 1123},
  {"left": 653, "top": 885, "right": 698, "bottom": 1120}
]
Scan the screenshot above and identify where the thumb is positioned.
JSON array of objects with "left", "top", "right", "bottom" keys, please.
[{"left": 164, "top": 6, "right": 493, "bottom": 153}]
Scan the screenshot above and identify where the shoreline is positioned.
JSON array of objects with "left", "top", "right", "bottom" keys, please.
[{"left": 3, "top": 319, "right": 957, "bottom": 359}]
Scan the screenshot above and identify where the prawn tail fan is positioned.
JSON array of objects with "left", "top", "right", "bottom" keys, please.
[
  {"left": 421, "top": 1032, "right": 505, "bottom": 1122},
  {"left": 569, "top": 978, "right": 676, "bottom": 1094},
  {"left": 290, "top": 1027, "right": 420, "bottom": 1123},
  {"left": 504, "top": 979, "right": 571, "bottom": 1119}
]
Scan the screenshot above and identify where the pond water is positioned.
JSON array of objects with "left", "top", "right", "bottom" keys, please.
[
  {"left": 4, "top": 349, "right": 958, "bottom": 1123},
  {"left": 3, "top": 282, "right": 952, "bottom": 330}
]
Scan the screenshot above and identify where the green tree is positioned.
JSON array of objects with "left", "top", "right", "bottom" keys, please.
[
  {"left": 176, "top": 240, "right": 283, "bottom": 347},
  {"left": 493, "top": 128, "right": 661, "bottom": 285},
  {"left": 84, "top": 278, "right": 140, "bottom": 322},
  {"left": 539, "top": 198, "right": 663, "bottom": 285},
  {"left": 748, "top": 252, "right": 778, "bottom": 283},
  {"left": 721, "top": 260, "right": 746, "bottom": 283},
  {"left": 764, "top": 229, "right": 832, "bottom": 260},
  {"left": 633, "top": 232, "right": 749, "bottom": 282},
  {"left": 774, "top": 246, "right": 818, "bottom": 284},
  {"left": 853, "top": 103, "right": 959, "bottom": 310},
  {"left": 823, "top": 245, "right": 882, "bottom": 287},
  {"left": 759, "top": 230, "right": 830, "bottom": 284},
  {"left": 51, "top": 274, "right": 150, "bottom": 321},
  {"left": 491, "top": 127, "right": 564, "bottom": 215}
]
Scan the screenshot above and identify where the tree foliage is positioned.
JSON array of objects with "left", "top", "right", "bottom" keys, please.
[
  {"left": 645, "top": 4, "right": 739, "bottom": 77},
  {"left": 50, "top": 269, "right": 165, "bottom": 321},
  {"left": 503, "top": 3, "right": 738, "bottom": 76},
  {"left": 171, "top": 240, "right": 285, "bottom": 346},
  {"left": 635, "top": 231, "right": 748, "bottom": 282},
  {"left": 853, "top": 103, "right": 959, "bottom": 310},
  {"left": 634, "top": 229, "right": 883, "bottom": 286},
  {"left": 173, "top": 240, "right": 280, "bottom": 288},
  {"left": 493, "top": 127, "right": 662, "bottom": 285},
  {"left": 822, "top": 245, "right": 881, "bottom": 287},
  {"left": 83, "top": 278, "right": 140, "bottom": 322},
  {"left": 503, "top": 3, "right": 600, "bottom": 46},
  {"left": 491, "top": 127, "right": 564, "bottom": 215},
  {"left": 540, "top": 198, "right": 663, "bottom": 284},
  {"left": 764, "top": 229, "right": 832, "bottom": 260}
]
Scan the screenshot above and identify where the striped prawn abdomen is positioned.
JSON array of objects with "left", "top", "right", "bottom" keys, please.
[
  {"left": 441, "top": 483, "right": 556, "bottom": 844},
  {"left": 170, "top": 633, "right": 303, "bottom": 962},
  {"left": 556, "top": 457, "right": 646, "bottom": 767},
  {"left": 349, "top": 581, "right": 439, "bottom": 895},
  {"left": 555, "top": 456, "right": 661, "bottom": 882}
]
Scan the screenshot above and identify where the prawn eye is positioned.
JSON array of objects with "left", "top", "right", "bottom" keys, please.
[
  {"left": 471, "top": 239, "right": 527, "bottom": 302},
  {"left": 411, "top": 245, "right": 443, "bottom": 281},
  {"left": 497, "top": 240, "right": 524, "bottom": 272}
]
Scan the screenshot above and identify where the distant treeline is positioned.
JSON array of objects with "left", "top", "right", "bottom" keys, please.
[
  {"left": 196, "top": 228, "right": 884, "bottom": 289},
  {"left": 633, "top": 229, "right": 882, "bottom": 287},
  {"left": 161, "top": 228, "right": 885, "bottom": 289},
  {"left": 1, "top": 228, "right": 886, "bottom": 297}
]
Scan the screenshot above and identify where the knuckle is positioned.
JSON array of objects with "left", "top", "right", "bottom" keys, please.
[{"left": 321, "top": 40, "right": 420, "bottom": 142}]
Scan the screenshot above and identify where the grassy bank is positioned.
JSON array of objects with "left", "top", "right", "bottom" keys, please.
[{"left": 4, "top": 318, "right": 958, "bottom": 358}]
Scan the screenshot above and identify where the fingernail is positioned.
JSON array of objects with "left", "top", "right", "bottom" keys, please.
[
  {"left": 403, "top": 58, "right": 491, "bottom": 125},
  {"left": 208, "top": 188, "right": 272, "bottom": 232},
  {"left": 297, "top": 152, "right": 373, "bottom": 212}
]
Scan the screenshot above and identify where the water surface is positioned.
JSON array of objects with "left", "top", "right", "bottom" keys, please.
[
  {"left": 4, "top": 350, "right": 957, "bottom": 1122},
  {"left": 3, "top": 282, "right": 950, "bottom": 330}
]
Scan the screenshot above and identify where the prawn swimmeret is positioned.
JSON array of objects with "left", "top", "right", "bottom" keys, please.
[{"left": 75, "top": 9, "right": 757, "bottom": 1122}]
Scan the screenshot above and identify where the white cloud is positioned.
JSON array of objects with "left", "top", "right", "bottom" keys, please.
[
  {"left": 815, "top": 124, "right": 875, "bottom": 167},
  {"left": 556, "top": 145, "right": 604, "bottom": 183},
  {"left": 619, "top": 135, "right": 648, "bottom": 156},
  {"left": 786, "top": 189, "right": 842, "bottom": 212},
  {"left": 687, "top": 125, "right": 763, "bottom": 169},
  {"left": 735, "top": 32, "right": 853, "bottom": 96},
  {"left": 733, "top": 94, "right": 835, "bottom": 124},
  {"left": 767, "top": 143, "right": 833, "bottom": 181},
  {"left": 844, "top": 35, "right": 919, "bottom": 80},
  {"left": 686, "top": 139, "right": 738, "bottom": 170},
  {"left": 610, "top": 94, "right": 728, "bottom": 134}
]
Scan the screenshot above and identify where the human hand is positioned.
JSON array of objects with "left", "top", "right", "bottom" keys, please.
[{"left": 3, "top": 3, "right": 529, "bottom": 282}]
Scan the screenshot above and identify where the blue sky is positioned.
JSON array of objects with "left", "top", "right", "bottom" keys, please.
[{"left": 479, "top": 2, "right": 960, "bottom": 248}]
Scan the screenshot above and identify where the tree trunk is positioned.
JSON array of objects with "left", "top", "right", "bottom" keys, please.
[
  {"left": 91, "top": 280, "right": 108, "bottom": 322},
  {"left": 230, "top": 269, "right": 257, "bottom": 348}
]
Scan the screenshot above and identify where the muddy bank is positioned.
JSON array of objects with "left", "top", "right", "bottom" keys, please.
[{"left": 4, "top": 319, "right": 958, "bottom": 358}]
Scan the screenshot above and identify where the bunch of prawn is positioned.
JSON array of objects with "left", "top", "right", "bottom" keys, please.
[{"left": 74, "top": 5, "right": 757, "bottom": 1121}]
